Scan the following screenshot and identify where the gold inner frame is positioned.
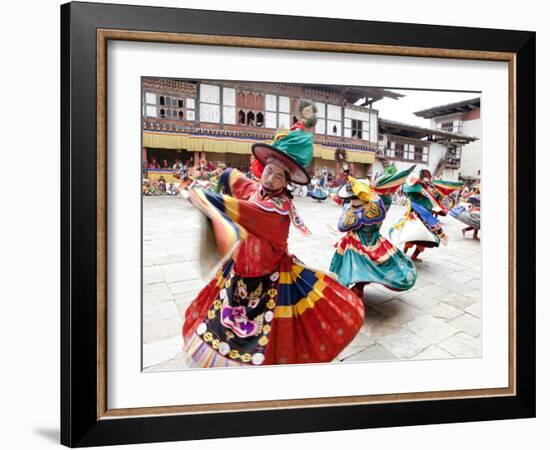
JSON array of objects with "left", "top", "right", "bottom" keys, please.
[{"left": 96, "top": 29, "right": 517, "bottom": 420}]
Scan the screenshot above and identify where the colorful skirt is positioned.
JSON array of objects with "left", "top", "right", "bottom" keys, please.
[
  {"left": 449, "top": 205, "right": 480, "bottom": 229},
  {"left": 330, "top": 229, "right": 417, "bottom": 290},
  {"left": 310, "top": 188, "right": 328, "bottom": 201},
  {"left": 390, "top": 201, "right": 445, "bottom": 248},
  {"left": 182, "top": 255, "right": 365, "bottom": 368}
]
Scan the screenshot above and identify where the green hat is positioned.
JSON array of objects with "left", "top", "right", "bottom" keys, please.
[
  {"left": 252, "top": 128, "right": 313, "bottom": 185},
  {"left": 374, "top": 164, "right": 398, "bottom": 185}
]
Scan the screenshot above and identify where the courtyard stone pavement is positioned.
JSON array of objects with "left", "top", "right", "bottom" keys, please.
[{"left": 142, "top": 194, "right": 481, "bottom": 372}]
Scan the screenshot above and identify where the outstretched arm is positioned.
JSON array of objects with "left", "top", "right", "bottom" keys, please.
[{"left": 191, "top": 189, "right": 289, "bottom": 247}]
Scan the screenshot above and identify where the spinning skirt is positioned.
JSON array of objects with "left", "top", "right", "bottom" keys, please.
[
  {"left": 182, "top": 256, "right": 365, "bottom": 368},
  {"left": 449, "top": 205, "right": 480, "bottom": 229},
  {"left": 330, "top": 229, "right": 417, "bottom": 291}
]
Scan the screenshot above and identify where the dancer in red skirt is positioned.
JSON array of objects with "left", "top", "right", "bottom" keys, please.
[{"left": 182, "top": 101, "right": 365, "bottom": 367}]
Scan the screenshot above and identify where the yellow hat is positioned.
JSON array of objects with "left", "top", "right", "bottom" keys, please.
[{"left": 348, "top": 176, "right": 377, "bottom": 203}]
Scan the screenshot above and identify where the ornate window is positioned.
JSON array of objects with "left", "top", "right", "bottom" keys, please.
[
  {"left": 256, "top": 112, "right": 264, "bottom": 127},
  {"left": 394, "top": 143, "right": 404, "bottom": 159}
]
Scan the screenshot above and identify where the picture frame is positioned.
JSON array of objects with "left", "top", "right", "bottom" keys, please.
[{"left": 60, "top": 1, "right": 535, "bottom": 447}]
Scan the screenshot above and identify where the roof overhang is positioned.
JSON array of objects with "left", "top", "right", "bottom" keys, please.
[
  {"left": 379, "top": 118, "right": 477, "bottom": 144},
  {"left": 414, "top": 97, "right": 481, "bottom": 119}
]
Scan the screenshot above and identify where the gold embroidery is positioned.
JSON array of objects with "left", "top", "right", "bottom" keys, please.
[
  {"left": 364, "top": 202, "right": 382, "bottom": 219},
  {"left": 253, "top": 315, "right": 264, "bottom": 335},
  {"left": 237, "top": 279, "right": 248, "bottom": 298},
  {"left": 342, "top": 210, "right": 357, "bottom": 227},
  {"left": 259, "top": 336, "right": 268, "bottom": 346},
  {"left": 240, "top": 353, "right": 252, "bottom": 363}
]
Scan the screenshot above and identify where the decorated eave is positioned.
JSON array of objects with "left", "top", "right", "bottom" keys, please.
[
  {"left": 378, "top": 118, "right": 477, "bottom": 145},
  {"left": 301, "top": 84, "right": 404, "bottom": 106},
  {"left": 142, "top": 128, "right": 376, "bottom": 164},
  {"left": 413, "top": 97, "right": 481, "bottom": 119}
]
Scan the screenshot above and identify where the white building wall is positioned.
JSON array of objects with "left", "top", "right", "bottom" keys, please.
[
  {"left": 440, "top": 168, "right": 460, "bottom": 181},
  {"left": 373, "top": 137, "right": 459, "bottom": 182},
  {"left": 460, "top": 118, "right": 481, "bottom": 178},
  {"left": 430, "top": 110, "right": 480, "bottom": 179}
]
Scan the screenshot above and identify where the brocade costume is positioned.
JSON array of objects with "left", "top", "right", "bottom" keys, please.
[
  {"left": 449, "top": 189, "right": 481, "bottom": 230},
  {"left": 390, "top": 175, "right": 462, "bottom": 251},
  {"left": 182, "top": 169, "right": 365, "bottom": 367},
  {"left": 329, "top": 168, "right": 417, "bottom": 291}
]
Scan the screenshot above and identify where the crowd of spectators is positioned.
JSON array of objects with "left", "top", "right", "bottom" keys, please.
[{"left": 142, "top": 156, "right": 253, "bottom": 196}]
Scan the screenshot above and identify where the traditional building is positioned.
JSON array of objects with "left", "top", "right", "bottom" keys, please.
[
  {"left": 375, "top": 118, "right": 477, "bottom": 181},
  {"left": 141, "top": 78, "right": 403, "bottom": 179},
  {"left": 414, "top": 97, "right": 481, "bottom": 181}
]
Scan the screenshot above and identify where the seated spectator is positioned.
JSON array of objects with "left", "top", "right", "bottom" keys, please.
[
  {"left": 158, "top": 176, "right": 166, "bottom": 192},
  {"left": 142, "top": 180, "right": 151, "bottom": 196},
  {"left": 147, "top": 157, "right": 159, "bottom": 169},
  {"left": 172, "top": 158, "right": 183, "bottom": 172},
  {"left": 166, "top": 183, "right": 178, "bottom": 195}
]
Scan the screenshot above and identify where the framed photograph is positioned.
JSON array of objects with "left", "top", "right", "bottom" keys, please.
[{"left": 61, "top": 1, "right": 535, "bottom": 447}]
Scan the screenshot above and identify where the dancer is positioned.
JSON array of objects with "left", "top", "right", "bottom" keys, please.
[
  {"left": 450, "top": 185, "right": 481, "bottom": 240},
  {"left": 181, "top": 102, "right": 364, "bottom": 368},
  {"left": 310, "top": 175, "right": 328, "bottom": 202},
  {"left": 390, "top": 169, "right": 462, "bottom": 262},
  {"left": 329, "top": 165, "right": 417, "bottom": 299}
]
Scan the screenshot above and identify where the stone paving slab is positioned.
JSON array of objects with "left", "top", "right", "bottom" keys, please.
[
  {"left": 143, "top": 352, "right": 190, "bottom": 372},
  {"left": 143, "top": 335, "right": 185, "bottom": 369},
  {"left": 377, "top": 328, "right": 432, "bottom": 359},
  {"left": 427, "top": 303, "right": 464, "bottom": 320},
  {"left": 412, "top": 345, "right": 454, "bottom": 360},
  {"left": 168, "top": 278, "right": 204, "bottom": 296},
  {"left": 465, "top": 302, "right": 482, "bottom": 318},
  {"left": 337, "top": 331, "right": 376, "bottom": 361},
  {"left": 361, "top": 306, "right": 401, "bottom": 340},
  {"left": 397, "top": 290, "right": 441, "bottom": 310},
  {"left": 142, "top": 195, "right": 482, "bottom": 369},
  {"left": 143, "top": 317, "right": 182, "bottom": 345},
  {"left": 143, "top": 266, "right": 164, "bottom": 285},
  {"left": 370, "top": 299, "right": 424, "bottom": 326},
  {"left": 342, "top": 344, "right": 397, "bottom": 362},
  {"left": 143, "top": 282, "right": 173, "bottom": 303},
  {"left": 448, "top": 313, "right": 482, "bottom": 338},
  {"left": 441, "top": 292, "right": 479, "bottom": 311},
  {"left": 407, "top": 315, "right": 460, "bottom": 344},
  {"left": 438, "top": 332, "right": 481, "bottom": 358}
]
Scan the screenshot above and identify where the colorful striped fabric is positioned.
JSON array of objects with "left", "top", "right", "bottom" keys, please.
[
  {"left": 391, "top": 176, "right": 461, "bottom": 248},
  {"left": 373, "top": 164, "right": 416, "bottom": 196},
  {"left": 329, "top": 166, "right": 417, "bottom": 291},
  {"left": 182, "top": 257, "right": 365, "bottom": 367},
  {"left": 188, "top": 189, "right": 246, "bottom": 278},
  {"left": 330, "top": 228, "right": 417, "bottom": 290},
  {"left": 182, "top": 174, "right": 365, "bottom": 367},
  {"left": 432, "top": 179, "right": 463, "bottom": 197}
]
